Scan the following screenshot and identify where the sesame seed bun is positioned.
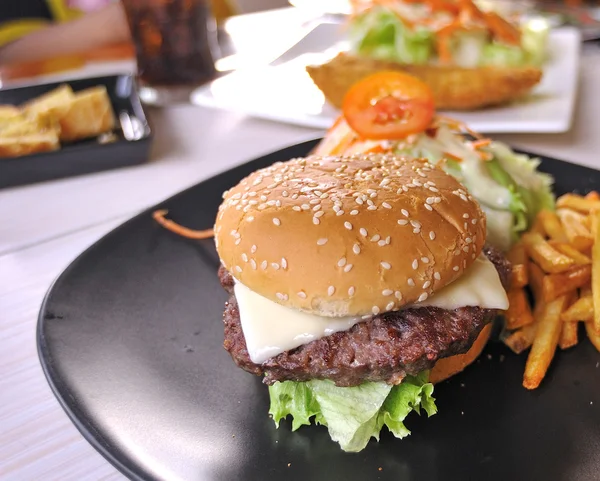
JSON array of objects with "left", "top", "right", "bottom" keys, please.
[
  {"left": 215, "top": 154, "right": 486, "bottom": 317},
  {"left": 429, "top": 323, "right": 492, "bottom": 384}
]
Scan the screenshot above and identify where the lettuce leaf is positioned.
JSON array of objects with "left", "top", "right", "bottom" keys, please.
[
  {"left": 350, "top": 8, "right": 434, "bottom": 64},
  {"left": 268, "top": 372, "right": 436, "bottom": 452}
]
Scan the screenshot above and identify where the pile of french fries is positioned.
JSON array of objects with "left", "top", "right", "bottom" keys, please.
[{"left": 502, "top": 191, "right": 600, "bottom": 389}]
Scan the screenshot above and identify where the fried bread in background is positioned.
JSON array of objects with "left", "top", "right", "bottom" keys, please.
[
  {"left": 307, "top": 52, "right": 543, "bottom": 111},
  {"left": 0, "top": 84, "right": 116, "bottom": 158}
]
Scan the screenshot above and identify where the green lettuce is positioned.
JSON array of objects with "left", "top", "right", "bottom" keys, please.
[
  {"left": 350, "top": 8, "right": 434, "bottom": 64},
  {"left": 269, "top": 372, "right": 437, "bottom": 452}
]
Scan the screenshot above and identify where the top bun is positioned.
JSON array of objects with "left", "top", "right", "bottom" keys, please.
[{"left": 215, "top": 154, "right": 486, "bottom": 317}]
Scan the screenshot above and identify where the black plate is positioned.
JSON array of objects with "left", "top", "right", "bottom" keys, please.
[
  {"left": 0, "top": 75, "right": 152, "bottom": 189},
  {"left": 38, "top": 140, "right": 600, "bottom": 481}
]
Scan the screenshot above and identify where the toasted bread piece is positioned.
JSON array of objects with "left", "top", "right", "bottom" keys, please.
[
  {"left": 0, "top": 105, "right": 21, "bottom": 120},
  {"left": 0, "top": 111, "right": 60, "bottom": 138},
  {"left": 58, "top": 86, "right": 116, "bottom": 142},
  {"left": 0, "top": 131, "right": 59, "bottom": 158},
  {"left": 306, "top": 52, "right": 543, "bottom": 111},
  {"left": 22, "top": 84, "right": 75, "bottom": 119}
]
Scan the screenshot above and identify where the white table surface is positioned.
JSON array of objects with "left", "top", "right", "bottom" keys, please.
[{"left": 2, "top": 8, "right": 600, "bottom": 480}]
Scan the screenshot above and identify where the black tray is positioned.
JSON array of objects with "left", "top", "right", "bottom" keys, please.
[
  {"left": 38, "top": 140, "right": 600, "bottom": 481},
  {"left": 0, "top": 75, "right": 152, "bottom": 189}
]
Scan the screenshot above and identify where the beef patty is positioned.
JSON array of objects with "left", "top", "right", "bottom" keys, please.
[{"left": 220, "top": 246, "right": 510, "bottom": 387}]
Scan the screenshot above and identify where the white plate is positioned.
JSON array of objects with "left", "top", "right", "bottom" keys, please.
[{"left": 192, "top": 24, "right": 581, "bottom": 134}]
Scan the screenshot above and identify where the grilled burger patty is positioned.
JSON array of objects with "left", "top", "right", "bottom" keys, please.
[{"left": 221, "top": 246, "right": 510, "bottom": 387}]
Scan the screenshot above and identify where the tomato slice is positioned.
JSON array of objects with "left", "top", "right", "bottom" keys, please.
[{"left": 342, "top": 71, "right": 435, "bottom": 140}]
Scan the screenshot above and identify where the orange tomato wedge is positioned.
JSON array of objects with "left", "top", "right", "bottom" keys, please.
[{"left": 342, "top": 71, "right": 435, "bottom": 140}]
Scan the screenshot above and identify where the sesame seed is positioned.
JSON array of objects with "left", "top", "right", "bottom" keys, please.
[
  {"left": 382, "top": 289, "right": 394, "bottom": 296},
  {"left": 378, "top": 240, "right": 386, "bottom": 246},
  {"left": 272, "top": 263, "right": 280, "bottom": 270},
  {"left": 466, "top": 237, "right": 473, "bottom": 244},
  {"left": 292, "top": 206, "right": 301, "bottom": 211},
  {"left": 408, "top": 278, "right": 415, "bottom": 286},
  {"left": 434, "top": 197, "right": 441, "bottom": 203},
  {"left": 344, "top": 264, "right": 353, "bottom": 273},
  {"left": 273, "top": 218, "right": 281, "bottom": 226},
  {"left": 367, "top": 205, "right": 377, "bottom": 211},
  {"left": 241, "top": 253, "right": 248, "bottom": 262},
  {"left": 371, "top": 234, "right": 381, "bottom": 242},
  {"left": 398, "top": 219, "right": 408, "bottom": 225},
  {"left": 282, "top": 191, "right": 288, "bottom": 197},
  {"left": 472, "top": 219, "right": 478, "bottom": 225},
  {"left": 281, "top": 258, "right": 288, "bottom": 269},
  {"left": 235, "top": 239, "right": 241, "bottom": 245},
  {"left": 350, "top": 210, "right": 359, "bottom": 216},
  {"left": 301, "top": 204, "right": 310, "bottom": 210},
  {"left": 310, "top": 199, "right": 320, "bottom": 205},
  {"left": 434, "top": 272, "right": 441, "bottom": 280},
  {"left": 463, "top": 213, "right": 470, "bottom": 219},
  {"left": 463, "top": 246, "right": 469, "bottom": 253},
  {"left": 338, "top": 257, "right": 347, "bottom": 267},
  {"left": 313, "top": 205, "right": 321, "bottom": 211},
  {"left": 247, "top": 216, "right": 254, "bottom": 222},
  {"left": 356, "top": 197, "right": 364, "bottom": 205},
  {"left": 336, "top": 210, "right": 345, "bottom": 216},
  {"left": 395, "top": 291, "right": 403, "bottom": 300},
  {"left": 317, "top": 238, "right": 328, "bottom": 246},
  {"left": 423, "top": 281, "right": 431, "bottom": 289},
  {"left": 297, "top": 291, "right": 307, "bottom": 299},
  {"left": 251, "top": 245, "right": 257, "bottom": 254},
  {"left": 412, "top": 259, "right": 419, "bottom": 270},
  {"left": 353, "top": 244, "right": 361, "bottom": 255},
  {"left": 314, "top": 210, "right": 325, "bottom": 218},
  {"left": 313, "top": 217, "right": 320, "bottom": 225},
  {"left": 348, "top": 286, "right": 355, "bottom": 296},
  {"left": 276, "top": 292, "right": 288, "bottom": 301},
  {"left": 424, "top": 204, "right": 433, "bottom": 211},
  {"left": 250, "top": 259, "right": 257, "bottom": 270},
  {"left": 381, "top": 262, "right": 391, "bottom": 270},
  {"left": 418, "top": 293, "right": 428, "bottom": 302},
  {"left": 386, "top": 302, "right": 395, "bottom": 311},
  {"left": 421, "top": 257, "right": 430, "bottom": 263},
  {"left": 453, "top": 266, "right": 460, "bottom": 271},
  {"left": 429, "top": 231, "right": 436, "bottom": 240},
  {"left": 413, "top": 228, "right": 421, "bottom": 234},
  {"left": 235, "top": 265, "right": 242, "bottom": 273},
  {"left": 372, "top": 306, "right": 380, "bottom": 315},
  {"left": 360, "top": 228, "right": 368, "bottom": 237},
  {"left": 426, "top": 197, "right": 435, "bottom": 205},
  {"left": 261, "top": 260, "right": 267, "bottom": 270},
  {"left": 328, "top": 286, "right": 335, "bottom": 296},
  {"left": 410, "top": 220, "right": 421, "bottom": 228},
  {"left": 382, "top": 202, "right": 392, "bottom": 209},
  {"left": 344, "top": 222, "right": 353, "bottom": 230}
]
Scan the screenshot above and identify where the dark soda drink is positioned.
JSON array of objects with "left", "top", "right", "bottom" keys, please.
[{"left": 122, "top": 0, "right": 218, "bottom": 87}]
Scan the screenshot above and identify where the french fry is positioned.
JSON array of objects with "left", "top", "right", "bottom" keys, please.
[
  {"left": 523, "top": 294, "right": 570, "bottom": 390},
  {"left": 528, "top": 261, "right": 545, "bottom": 302},
  {"left": 557, "top": 209, "right": 594, "bottom": 251},
  {"left": 561, "top": 292, "right": 594, "bottom": 322},
  {"left": 507, "top": 242, "right": 528, "bottom": 288},
  {"left": 590, "top": 210, "right": 600, "bottom": 334},
  {"left": 537, "top": 209, "right": 568, "bottom": 242},
  {"left": 505, "top": 288, "right": 535, "bottom": 330},
  {"left": 585, "top": 321, "right": 600, "bottom": 352},
  {"left": 529, "top": 216, "right": 545, "bottom": 236},
  {"left": 522, "top": 232, "right": 575, "bottom": 274},
  {"left": 559, "top": 322, "right": 579, "bottom": 350},
  {"left": 542, "top": 265, "right": 591, "bottom": 302},
  {"left": 556, "top": 193, "right": 600, "bottom": 213},
  {"left": 504, "top": 321, "right": 538, "bottom": 354},
  {"left": 548, "top": 241, "right": 591, "bottom": 265}
]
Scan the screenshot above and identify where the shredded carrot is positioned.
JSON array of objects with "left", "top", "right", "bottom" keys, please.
[
  {"left": 443, "top": 151, "right": 463, "bottom": 162},
  {"left": 436, "top": 115, "right": 484, "bottom": 139},
  {"left": 471, "top": 138, "right": 492, "bottom": 149},
  {"left": 152, "top": 210, "right": 214, "bottom": 239}
]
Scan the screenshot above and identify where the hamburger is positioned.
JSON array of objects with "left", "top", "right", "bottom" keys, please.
[{"left": 215, "top": 153, "right": 510, "bottom": 452}]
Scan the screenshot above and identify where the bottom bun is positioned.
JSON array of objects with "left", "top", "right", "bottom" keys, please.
[{"left": 429, "top": 324, "right": 492, "bottom": 384}]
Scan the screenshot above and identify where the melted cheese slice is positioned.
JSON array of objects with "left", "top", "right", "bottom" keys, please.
[{"left": 235, "top": 255, "right": 508, "bottom": 364}]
